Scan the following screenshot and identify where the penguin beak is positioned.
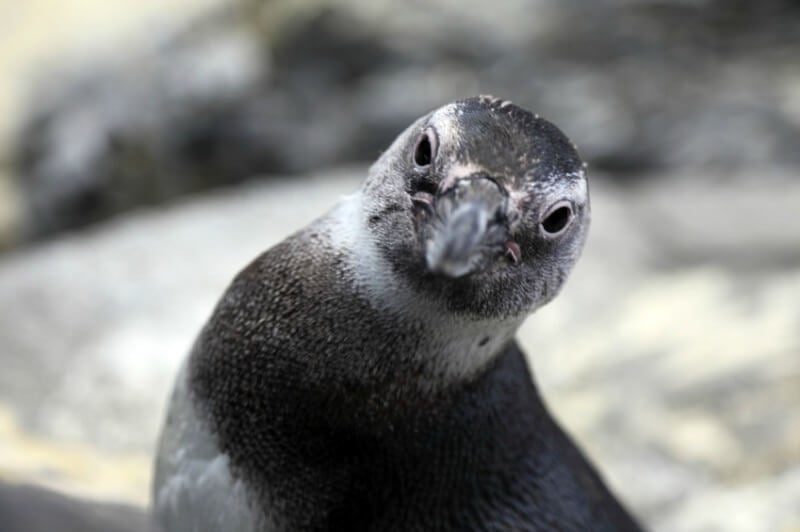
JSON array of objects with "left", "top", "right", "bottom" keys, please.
[{"left": 422, "top": 177, "right": 516, "bottom": 278}]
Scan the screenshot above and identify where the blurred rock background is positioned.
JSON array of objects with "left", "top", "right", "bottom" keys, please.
[{"left": 0, "top": 1, "right": 798, "bottom": 531}]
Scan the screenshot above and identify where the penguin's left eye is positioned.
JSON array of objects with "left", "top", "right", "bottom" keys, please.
[{"left": 540, "top": 201, "right": 574, "bottom": 237}]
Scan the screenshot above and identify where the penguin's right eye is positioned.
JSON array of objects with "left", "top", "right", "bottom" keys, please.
[
  {"left": 540, "top": 201, "right": 574, "bottom": 237},
  {"left": 413, "top": 129, "right": 437, "bottom": 168}
]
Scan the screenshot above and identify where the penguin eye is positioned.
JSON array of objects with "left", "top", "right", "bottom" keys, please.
[
  {"left": 540, "top": 201, "right": 574, "bottom": 237},
  {"left": 413, "top": 129, "right": 437, "bottom": 168}
]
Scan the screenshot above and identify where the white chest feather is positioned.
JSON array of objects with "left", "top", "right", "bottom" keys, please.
[
  {"left": 152, "top": 364, "right": 281, "bottom": 532},
  {"left": 327, "top": 192, "right": 521, "bottom": 381}
]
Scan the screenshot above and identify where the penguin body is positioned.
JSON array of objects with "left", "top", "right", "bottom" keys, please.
[{"left": 153, "top": 96, "right": 642, "bottom": 531}]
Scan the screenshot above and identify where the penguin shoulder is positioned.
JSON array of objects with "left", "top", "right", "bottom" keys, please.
[{"left": 152, "top": 365, "right": 280, "bottom": 532}]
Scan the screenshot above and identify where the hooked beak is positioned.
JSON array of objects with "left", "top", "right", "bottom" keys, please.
[{"left": 420, "top": 177, "right": 520, "bottom": 278}]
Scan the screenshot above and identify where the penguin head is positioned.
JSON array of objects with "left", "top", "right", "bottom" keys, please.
[{"left": 362, "top": 96, "right": 589, "bottom": 319}]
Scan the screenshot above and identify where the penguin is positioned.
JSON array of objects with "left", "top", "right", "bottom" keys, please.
[{"left": 153, "top": 96, "right": 643, "bottom": 531}]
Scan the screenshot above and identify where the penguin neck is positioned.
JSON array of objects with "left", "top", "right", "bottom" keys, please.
[{"left": 326, "top": 192, "right": 526, "bottom": 384}]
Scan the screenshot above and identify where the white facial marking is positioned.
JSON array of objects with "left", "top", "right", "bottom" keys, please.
[
  {"left": 429, "top": 104, "right": 462, "bottom": 146},
  {"left": 440, "top": 162, "right": 487, "bottom": 192},
  {"left": 326, "top": 191, "right": 521, "bottom": 381},
  {"left": 570, "top": 172, "right": 588, "bottom": 205},
  {"left": 426, "top": 316, "right": 523, "bottom": 379}
]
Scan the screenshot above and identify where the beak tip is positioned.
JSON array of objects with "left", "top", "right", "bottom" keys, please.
[
  {"left": 421, "top": 176, "right": 511, "bottom": 278},
  {"left": 425, "top": 242, "right": 472, "bottom": 278}
]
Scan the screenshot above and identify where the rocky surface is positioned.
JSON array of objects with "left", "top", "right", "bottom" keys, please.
[
  {"left": 0, "top": 167, "right": 798, "bottom": 531},
  {"left": 0, "top": 481, "right": 158, "bottom": 532},
  {"left": 6, "top": 0, "right": 800, "bottom": 240},
  {"left": 0, "top": 0, "right": 228, "bottom": 248}
]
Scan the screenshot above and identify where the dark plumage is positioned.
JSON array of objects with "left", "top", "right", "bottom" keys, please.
[{"left": 153, "top": 96, "right": 643, "bottom": 531}]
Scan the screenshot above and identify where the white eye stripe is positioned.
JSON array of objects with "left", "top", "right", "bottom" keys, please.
[
  {"left": 439, "top": 162, "right": 489, "bottom": 193},
  {"left": 570, "top": 175, "right": 588, "bottom": 204}
]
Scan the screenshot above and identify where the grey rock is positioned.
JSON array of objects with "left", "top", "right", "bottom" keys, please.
[
  {"left": 620, "top": 170, "right": 800, "bottom": 270},
  {"left": 10, "top": 0, "right": 800, "bottom": 240},
  {"left": 13, "top": 8, "right": 270, "bottom": 240},
  {"left": 658, "top": 468, "right": 800, "bottom": 532},
  {"left": 0, "top": 482, "right": 159, "bottom": 532}
]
